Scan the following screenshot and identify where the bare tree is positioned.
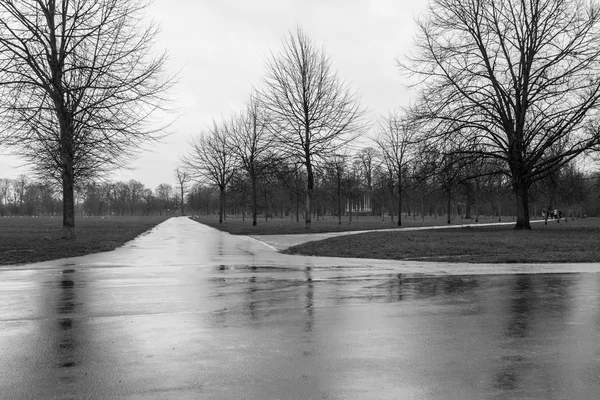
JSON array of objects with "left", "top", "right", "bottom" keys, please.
[
  {"left": 155, "top": 183, "right": 174, "bottom": 215},
  {"left": 375, "top": 113, "right": 418, "bottom": 226},
  {"left": 126, "top": 179, "right": 145, "bottom": 216},
  {"left": 402, "top": 0, "right": 600, "bottom": 229},
  {"left": 0, "top": 0, "right": 173, "bottom": 238},
  {"left": 110, "top": 181, "right": 130, "bottom": 216},
  {"left": 175, "top": 168, "right": 190, "bottom": 216},
  {"left": 260, "top": 26, "right": 367, "bottom": 229},
  {"left": 325, "top": 153, "right": 349, "bottom": 225},
  {"left": 81, "top": 181, "right": 112, "bottom": 216},
  {"left": 13, "top": 174, "right": 28, "bottom": 212},
  {"left": 0, "top": 178, "right": 10, "bottom": 206},
  {"left": 141, "top": 188, "right": 155, "bottom": 216},
  {"left": 357, "top": 147, "right": 380, "bottom": 192},
  {"left": 230, "top": 92, "right": 275, "bottom": 226},
  {"left": 182, "top": 121, "right": 236, "bottom": 223}
]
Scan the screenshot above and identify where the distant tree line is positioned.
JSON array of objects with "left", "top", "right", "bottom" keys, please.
[
  {"left": 183, "top": 151, "right": 600, "bottom": 223},
  {"left": 0, "top": 177, "right": 183, "bottom": 218},
  {"left": 2, "top": 148, "right": 598, "bottom": 222}
]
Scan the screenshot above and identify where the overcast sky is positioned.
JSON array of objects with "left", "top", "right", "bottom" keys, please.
[{"left": 0, "top": 0, "right": 429, "bottom": 190}]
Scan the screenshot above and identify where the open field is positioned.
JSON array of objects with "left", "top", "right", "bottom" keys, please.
[
  {"left": 283, "top": 218, "right": 600, "bottom": 264},
  {"left": 0, "top": 216, "right": 169, "bottom": 266},
  {"left": 191, "top": 214, "right": 514, "bottom": 235}
]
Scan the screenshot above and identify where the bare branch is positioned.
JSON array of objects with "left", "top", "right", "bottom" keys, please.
[
  {"left": 259, "top": 26, "right": 368, "bottom": 228},
  {"left": 0, "top": 0, "right": 175, "bottom": 237}
]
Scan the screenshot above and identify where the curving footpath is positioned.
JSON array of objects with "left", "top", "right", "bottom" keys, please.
[{"left": 249, "top": 219, "right": 545, "bottom": 251}]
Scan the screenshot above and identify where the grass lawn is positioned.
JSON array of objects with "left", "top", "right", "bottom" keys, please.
[
  {"left": 190, "top": 214, "right": 510, "bottom": 235},
  {"left": 0, "top": 216, "right": 169, "bottom": 266},
  {"left": 283, "top": 218, "right": 600, "bottom": 264}
]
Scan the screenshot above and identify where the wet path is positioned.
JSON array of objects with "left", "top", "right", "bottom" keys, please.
[{"left": 1, "top": 217, "right": 600, "bottom": 399}]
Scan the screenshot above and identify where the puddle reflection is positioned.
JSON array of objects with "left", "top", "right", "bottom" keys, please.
[
  {"left": 506, "top": 275, "right": 533, "bottom": 338},
  {"left": 56, "top": 269, "right": 77, "bottom": 372},
  {"left": 304, "top": 266, "right": 314, "bottom": 333},
  {"left": 492, "top": 274, "right": 578, "bottom": 394}
]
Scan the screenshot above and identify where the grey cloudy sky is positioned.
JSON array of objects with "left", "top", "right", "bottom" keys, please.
[{"left": 0, "top": 0, "right": 428, "bottom": 190}]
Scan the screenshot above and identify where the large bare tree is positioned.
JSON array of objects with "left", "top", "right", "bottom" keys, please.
[
  {"left": 0, "top": 0, "right": 172, "bottom": 238},
  {"left": 261, "top": 27, "right": 366, "bottom": 229},
  {"left": 403, "top": 0, "right": 600, "bottom": 229},
  {"left": 182, "top": 121, "right": 236, "bottom": 223},
  {"left": 175, "top": 168, "right": 190, "bottom": 216},
  {"left": 375, "top": 113, "right": 418, "bottom": 226},
  {"left": 229, "top": 92, "right": 275, "bottom": 226}
]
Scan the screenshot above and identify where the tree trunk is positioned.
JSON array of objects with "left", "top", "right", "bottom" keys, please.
[
  {"left": 251, "top": 174, "right": 258, "bottom": 226},
  {"left": 389, "top": 186, "right": 395, "bottom": 223},
  {"left": 219, "top": 186, "right": 225, "bottom": 223},
  {"left": 397, "top": 175, "right": 402, "bottom": 227},
  {"left": 296, "top": 191, "right": 300, "bottom": 223},
  {"left": 513, "top": 181, "right": 531, "bottom": 230},
  {"left": 59, "top": 114, "right": 75, "bottom": 239},
  {"left": 62, "top": 171, "right": 75, "bottom": 239},
  {"left": 498, "top": 201, "right": 502, "bottom": 222},
  {"left": 305, "top": 162, "right": 314, "bottom": 229},
  {"left": 265, "top": 190, "right": 269, "bottom": 222},
  {"left": 180, "top": 187, "right": 185, "bottom": 216},
  {"left": 464, "top": 182, "right": 472, "bottom": 219},
  {"left": 337, "top": 175, "right": 342, "bottom": 225},
  {"left": 446, "top": 188, "right": 452, "bottom": 224}
]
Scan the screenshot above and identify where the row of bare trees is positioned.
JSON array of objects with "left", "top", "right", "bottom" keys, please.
[
  {"left": 80, "top": 180, "right": 180, "bottom": 217},
  {"left": 0, "top": 176, "right": 58, "bottom": 216},
  {"left": 182, "top": 27, "right": 367, "bottom": 229},
  {"left": 183, "top": 138, "right": 600, "bottom": 225},
  {"left": 0, "top": 176, "right": 183, "bottom": 217}
]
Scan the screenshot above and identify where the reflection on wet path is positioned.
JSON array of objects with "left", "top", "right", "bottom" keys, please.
[
  {"left": 57, "top": 269, "right": 77, "bottom": 373},
  {"left": 3, "top": 267, "right": 599, "bottom": 398},
  {"left": 1, "top": 218, "right": 600, "bottom": 399}
]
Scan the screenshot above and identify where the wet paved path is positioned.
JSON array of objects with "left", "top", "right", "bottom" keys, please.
[{"left": 1, "top": 217, "right": 600, "bottom": 399}]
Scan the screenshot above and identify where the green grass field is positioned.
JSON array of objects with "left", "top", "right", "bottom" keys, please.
[{"left": 0, "top": 216, "right": 169, "bottom": 266}]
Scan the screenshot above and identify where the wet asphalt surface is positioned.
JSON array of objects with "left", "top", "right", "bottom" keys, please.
[{"left": 1, "top": 217, "right": 600, "bottom": 399}]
